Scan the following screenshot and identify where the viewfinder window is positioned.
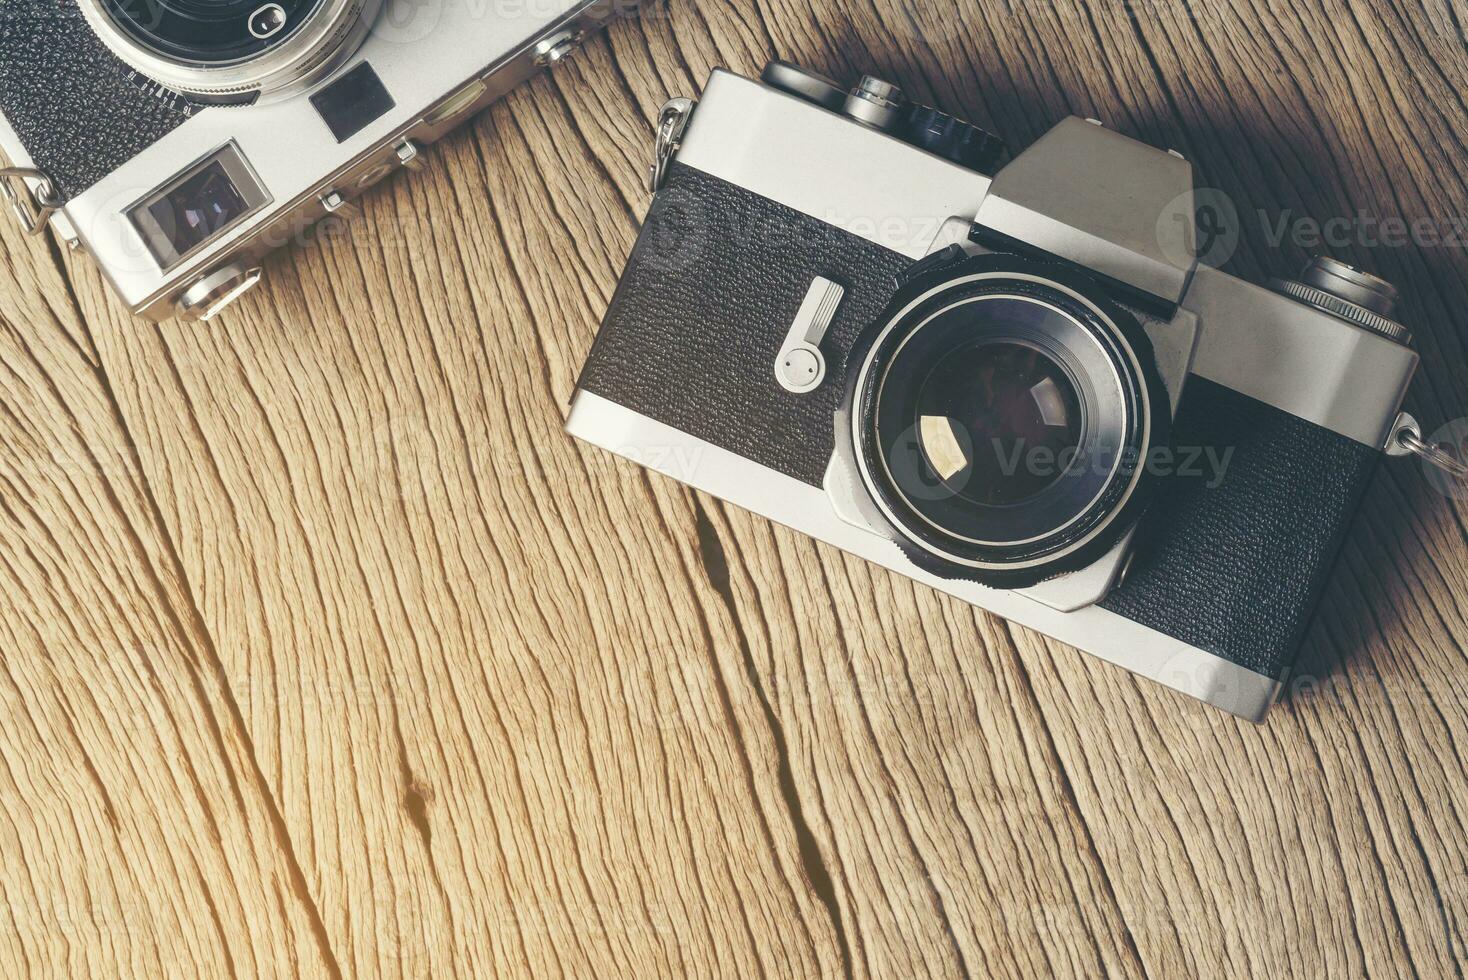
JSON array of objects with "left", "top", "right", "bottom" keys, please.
[{"left": 129, "top": 144, "right": 269, "bottom": 269}]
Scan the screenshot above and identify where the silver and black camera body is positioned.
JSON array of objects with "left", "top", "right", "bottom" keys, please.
[
  {"left": 0, "top": 0, "right": 626, "bottom": 320},
  {"left": 568, "top": 61, "right": 1430, "bottom": 721}
]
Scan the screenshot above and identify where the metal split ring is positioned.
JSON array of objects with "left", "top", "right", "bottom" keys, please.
[
  {"left": 0, "top": 166, "right": 62, "bottom": 236},
  {"left": 1388, "top": 412, "right": 1468, "bottom": 479}
]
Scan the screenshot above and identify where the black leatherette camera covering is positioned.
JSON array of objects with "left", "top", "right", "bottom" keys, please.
[
  {"left": 578, "top": 162, "right": 912, "bottom": 488},
  {"left": 1099, "top": 376, "right": 1379, "bottom": 678},
  {"left": 577, "top": 162, "right": 1381, "bottom": 681},
  {"left": 0, "top": 0, "right": 195, "bottom": 200}
]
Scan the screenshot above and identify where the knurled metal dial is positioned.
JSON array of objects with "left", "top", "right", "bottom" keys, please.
[
  {"left": 1272, "top": 257, "right": 1412, "bottom": 345},
  {"left": 1272, "top": 278, "right": 1412, "bottom": 343},
  {"left": 903, "top": 104, "right": 1006, "bottom": 175}
]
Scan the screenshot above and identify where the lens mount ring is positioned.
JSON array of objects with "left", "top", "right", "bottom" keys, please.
[
  {"left": 846, "top": 253, "right": 1171, "bottom": 587},
  {"left": 79, "top": 0, "right": 385, "bottom": 103}
]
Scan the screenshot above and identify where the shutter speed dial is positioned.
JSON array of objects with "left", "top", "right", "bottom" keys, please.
[
  {"left": 1272, "top": 257, "right": 1411, "bottom": 345},
  {"left": 759, "top": 61, "right": 1007, "bottom": 175},
  {"left": 904, "top": 104, "right": 1007, "bottom": 176}
]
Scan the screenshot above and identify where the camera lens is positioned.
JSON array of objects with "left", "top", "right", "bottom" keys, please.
[
  {"left": 851, "top": 256, "right": 1169, "bottom": 586},
  {"left": 82, "top": 0, "right": 381, "bottom": 102},
  {"left": 99, "top": 0, "right": 324, "bottom": 64},
  {"left": 913, "top": 340, "right": 1084, "bottom": 506}
]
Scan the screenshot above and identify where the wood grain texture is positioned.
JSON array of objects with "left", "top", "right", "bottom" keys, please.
[{"left": 2, "top": 0, "right": 1466, "bottom": 976}]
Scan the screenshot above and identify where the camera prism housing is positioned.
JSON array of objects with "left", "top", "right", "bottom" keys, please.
[
  {"left": 567, "top": 62, "right": 1422, "bottom": 721},
  {"left": 0, "top": 0, "right": 627, "bottom": 320}
]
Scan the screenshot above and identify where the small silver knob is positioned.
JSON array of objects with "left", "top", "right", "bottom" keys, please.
[
  {"left": 319, "top": 189, "right": 359, "bottom": 218},
  {"left": 394, "top": 138, "right": 425, "bottom": 171},
  {"left": 854, "top": 76, "right": 902, "bottom": 105},
  {"left": 533, "top": 29, "right": 585, "bottom": 68},
  {"left": 842, "top": 75, "right": 906, "bottom": 132},
  {"left": 177, "top": 263, "right": 263, "bottom": 322}
]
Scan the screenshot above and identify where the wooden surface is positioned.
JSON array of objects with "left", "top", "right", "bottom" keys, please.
[{"left": 1, "top": 0, "right": 1466, "bottom": 976}]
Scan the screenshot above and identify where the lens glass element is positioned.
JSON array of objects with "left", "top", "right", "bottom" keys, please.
[
  {"left": 865, "top": 285, "right": 1149, "bottom": 561},
  {"left": 101, "top": 0, "right": 324, "bottom": 64},
  {"left": 915, "top": 340, "right": 1083, "bottom": 506}
]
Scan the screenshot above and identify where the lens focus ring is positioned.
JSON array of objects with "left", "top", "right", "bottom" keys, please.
[
  {"left": 80, "top": 0, "right": 384, "bottom": 103},
  {"left": 846, "top": 254, "right": 1171, "bottom": 588}
]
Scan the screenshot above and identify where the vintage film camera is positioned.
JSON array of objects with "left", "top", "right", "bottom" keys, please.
[
  {"left": 568, "top": 61, "right": 1460, "bottom": 720},
  {"left": 0, "top": 0, "right": 629, "bottom": 320}
]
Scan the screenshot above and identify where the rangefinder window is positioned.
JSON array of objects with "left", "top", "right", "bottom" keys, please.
[{"left": 129, "top": 144, "right": 270, "bottom": 269}]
